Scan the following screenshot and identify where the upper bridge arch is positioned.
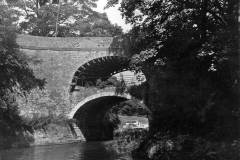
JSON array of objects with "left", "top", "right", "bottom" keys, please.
[{"left": 70, "top": 55, "right": 131, "bottom": 92}]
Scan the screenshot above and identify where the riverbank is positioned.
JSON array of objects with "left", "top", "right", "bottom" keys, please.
[
  {"left": 0, "top": 121, "right": 83, "bottom": 150},
  {"left": 105, "top": 128, "right": 148, "bottom": 156},
  {"left": 132, "top": 132, "right": 240, "bottom": 160},
  {"left": 0, "top": 115, "right": 148, "bottom": 150}
]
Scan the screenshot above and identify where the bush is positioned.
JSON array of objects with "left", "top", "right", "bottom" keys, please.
[
  {"left": 112, "top": 128, "right": 148, "bottom": 154},
  {"left": 133, "top": 132, "right": 240, "bottom": 160},
  {"left": 22, "top": 114, "right": 70, "bottom": 131},
  {"left": 127, "top": 82, "right": 146, "bottom": 100}
]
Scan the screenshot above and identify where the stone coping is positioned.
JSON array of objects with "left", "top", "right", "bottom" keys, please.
[{"left": 16, "top": 34, "right": 114, "bottom": 51}]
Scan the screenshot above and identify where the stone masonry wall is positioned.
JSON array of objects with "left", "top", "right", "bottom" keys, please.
[{"left": 16, "top": 34, "right": 117, "bottom": 117}]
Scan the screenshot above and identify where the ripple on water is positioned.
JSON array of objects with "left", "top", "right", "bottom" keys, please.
[{"left": 0, "top": 141, "right": 135, "bottom": 160}]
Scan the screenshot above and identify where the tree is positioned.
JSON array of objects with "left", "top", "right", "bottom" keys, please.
[
  {"left": 0, "top": 11, "right": 45, "bottom": 142},
  {"left": 107, "top": 0, "right": 239, "bottom": 159},
  {"left": 108, "top": 0, "right": 239, "bottom": 136},
  {"left": 0, "top": 16, "right": 44, "bottom": 92},
  {"left": 7, "top": 0, "right": 122, "bottom": 36}
]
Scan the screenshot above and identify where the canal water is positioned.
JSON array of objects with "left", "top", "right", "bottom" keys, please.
[{"left": 0, "top": 141, "right": 135, "bottom": 160}]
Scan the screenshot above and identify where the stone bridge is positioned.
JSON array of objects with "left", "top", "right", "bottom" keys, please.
[{"left": 17, "top": 34, "right": 143, "bottom": 141}]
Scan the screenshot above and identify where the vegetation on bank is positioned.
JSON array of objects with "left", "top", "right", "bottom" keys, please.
[
  {"left": 105, "top": 128, "right": 148, "bottom": 155},
  {"left": 133, "top": 132, "right": 240, "bottom": 160},
  {"left": 0, "top": 22, "right": 45, "bottom": 149},
  {"left": 0, "top": 10, "right": 77, "bottom": 149}
]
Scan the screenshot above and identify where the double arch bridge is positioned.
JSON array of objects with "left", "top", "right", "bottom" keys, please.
[{"left": 17, "top": 34, "right": 146, "bottom": 141}]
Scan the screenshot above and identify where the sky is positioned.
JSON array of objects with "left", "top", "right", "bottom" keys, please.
[{"left": 94, "top": 0, "right": 132, "bottom": 33}]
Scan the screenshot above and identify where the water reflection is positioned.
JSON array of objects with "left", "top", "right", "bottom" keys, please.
[{"left": 0, "top": 141, "right": 133, "bottom": 160}]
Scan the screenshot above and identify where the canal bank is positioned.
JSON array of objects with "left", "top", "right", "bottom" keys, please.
[
  {"left": 0, "top": 129, "right": 148, "bottom": 160},
  {"left": 0, "top": 115, "right": 149, "bottom": 150},
  {"left": 0, "top": 121, "right": 83, "bottom": 150}
]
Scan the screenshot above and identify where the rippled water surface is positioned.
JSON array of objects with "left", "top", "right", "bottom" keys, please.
[{"left": 0, "top": 141, "right": 134, "bottom": 160}]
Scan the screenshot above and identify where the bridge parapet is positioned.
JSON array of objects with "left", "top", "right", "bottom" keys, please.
[{"left": 16, "top": 34, "right": 113, "bottom": 51}]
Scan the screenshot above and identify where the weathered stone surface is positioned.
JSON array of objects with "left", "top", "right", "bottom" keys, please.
[
  {"left": 17, "top": 34, "right": 113, "bottom": 51},
  {"left": 16, "top": 34, "right": 122, "bottom": 116},
  {"left": 16, "top": 34, "right": 134, "bottom": 141}
]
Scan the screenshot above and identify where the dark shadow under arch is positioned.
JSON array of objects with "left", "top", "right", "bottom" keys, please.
[
  {"left": 70, "top": 56, "right": 130, "bottom": 92},
  {"left": 73, "top": 95, "right": 128, "bottom": 141}
]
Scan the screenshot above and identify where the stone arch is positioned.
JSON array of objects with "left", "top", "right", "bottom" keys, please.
[
  {"left": 68, "top": 91, "right": 132, "bottom": 141},
  {"left": 69, "top": 55, "right": 130, "bottom": 92},
  {"left": 67, "top": 54, "right": 147, "bottom": 141},
  {"left": 68, "top": 91, "right": 131, "bottom": 119}
]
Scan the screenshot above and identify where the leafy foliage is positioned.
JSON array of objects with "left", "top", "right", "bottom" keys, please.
[
  {"left": 107, "top": 0, "right": 239, "bottom": 159},
  {"left": 134, "top": 132, "right": 240, "bottom": 160},
  {"left": 0, "top": 30, "right": 45, "bottom": 92},
  {"left": 18, "top": 88, "right": 61, "bottom": 118},
  {"left": 95, "top": 76, "right": 127, "bottom": 95},
  {"left": 111, "top": 99, "right": 149, "bottom": 116},
  {"left": 103, "top": 110, "right": 120, "bottom": 130},
  {"left": 8, "top": 0, "right": 122, "bottom": 36},
  {"left": 127, "top": 82, "right": 146, "bottom": 100},
  {"left": 0, "top": 13, "right": 44, "bottom": 142},
  {"left": 108, "top": 0, "right": 239, "bottom": 137},
  {"left": 113, "top": 128, "right": 148, "bottom": 154},
  {"left": 95, "top": 76, "right": 119, "bottom": 89}
]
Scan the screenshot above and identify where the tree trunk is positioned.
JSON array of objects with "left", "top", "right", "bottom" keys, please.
[
  {"left": 36, "top": 0, "right": 39, "bottom": 17},
  {"left": 55, "top": 0, "right": 61, "bottom": 37}
]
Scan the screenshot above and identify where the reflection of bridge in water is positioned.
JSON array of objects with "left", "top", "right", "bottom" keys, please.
[{"left": 17, "top": 34, "right": 145, "bottom": 141}]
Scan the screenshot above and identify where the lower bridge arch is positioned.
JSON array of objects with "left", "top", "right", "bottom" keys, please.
[{"left": 68, "top": 92, "right": 132, "bottom": 141}]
